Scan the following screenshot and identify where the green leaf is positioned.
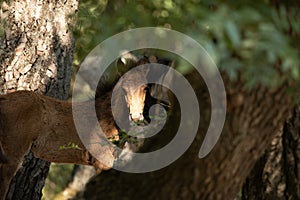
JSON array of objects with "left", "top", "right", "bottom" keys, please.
[{"left": 225, "top": 20, "right": 241, "bottom": 48}]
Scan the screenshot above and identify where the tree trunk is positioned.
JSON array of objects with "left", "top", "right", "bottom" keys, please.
[
  {"left": 242, "top": 105, "right": 300, "bottom": 200},
  {"left": 83, "top": 72, "right": 294, "bottom": 200},
  {"left": 54, "top": 165, "right": 96, "bottom": 200},
  {"left": 241, "top": 2, "right": 300, "bottom": 200},
  {"left": 0, "top": 0, "right": 77, "bottom": 199}
]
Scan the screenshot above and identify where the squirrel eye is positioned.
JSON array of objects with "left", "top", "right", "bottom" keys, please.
[{"left": 144, "top": 86, "right": 149, "bottom": 93}]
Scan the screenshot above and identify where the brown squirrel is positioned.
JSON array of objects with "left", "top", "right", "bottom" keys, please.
[{"left": 0, "top": 54, "right": 172, "bottom": 199}]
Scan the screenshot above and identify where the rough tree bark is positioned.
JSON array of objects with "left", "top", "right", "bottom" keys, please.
[
  {"left": 83, "top": 72, "right": 295, "bottom": 200},
  {"left": 242, "top": 105, "right": 300, "bottom": 200},
  {"left": 0, "top": 0, "right": 77, "bottom": 199}
]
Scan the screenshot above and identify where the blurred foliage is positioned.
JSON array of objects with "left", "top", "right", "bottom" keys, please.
[
  {"left": 74, "top": 0, "right": 300, "bottom": 89},
  {"left": 42, "top": 164, "right": 74, "bottom": 200}
]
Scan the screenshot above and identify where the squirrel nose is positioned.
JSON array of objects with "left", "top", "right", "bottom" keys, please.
[{"left": 130, "top": 113, "right": 144, "bottom": 122}]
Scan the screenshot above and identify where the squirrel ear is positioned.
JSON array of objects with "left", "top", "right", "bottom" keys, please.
[{"left": 116, "top": 51, "right": 138, "bottom": 74}]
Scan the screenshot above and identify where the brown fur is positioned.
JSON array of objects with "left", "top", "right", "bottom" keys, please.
[
  {"left": 0, "top": 91, "right": 116, "bottom": 199},
  {"left": 0, "top": 65, "right": 149, "bottom": 199},
  {"left": 0, "top": 151, "right": 7, "bottom": 163}
]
